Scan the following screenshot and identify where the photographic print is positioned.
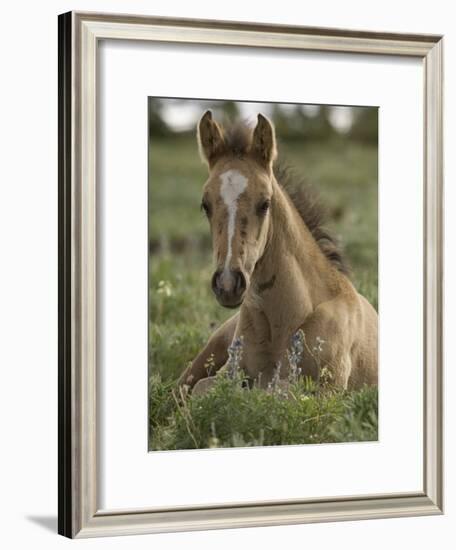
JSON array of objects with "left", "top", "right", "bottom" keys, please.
[
  {"left": 148, "top": 98, "right": 378, "bottom": 451},
  {"left": 58, "top": 14, "right": 443, "bottom": 536}
]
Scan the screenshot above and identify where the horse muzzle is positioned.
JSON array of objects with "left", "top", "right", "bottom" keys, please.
[{"left": 211, "top": 268, "right": 247, "bottom": 308}]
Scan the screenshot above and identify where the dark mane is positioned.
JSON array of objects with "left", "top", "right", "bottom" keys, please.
[
  {"left": 274, "top": 164, "right": 350, "bottom": 275},
  {"left": 222, "top": 121, "right": 350, "bottom": 275}
]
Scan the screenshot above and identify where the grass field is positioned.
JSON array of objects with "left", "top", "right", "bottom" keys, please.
[{"left": 148, "top": 133, "right": 378, "bottom": 450}]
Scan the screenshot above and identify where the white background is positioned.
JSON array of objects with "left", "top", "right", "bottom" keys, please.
[
  {"left": 0, "top": 0, "right": 453, "bottom": 548},
  {"left": 100, "top": 41, "right": 423, "bottom": 509}
]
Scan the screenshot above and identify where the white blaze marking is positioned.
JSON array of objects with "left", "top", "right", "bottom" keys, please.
[{"left": 219, "top": 169, "right": 248, "bottom": 275}]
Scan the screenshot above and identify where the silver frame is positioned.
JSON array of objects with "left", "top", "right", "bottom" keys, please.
[{"left": 58, "top": 11, "right": 444, "bottom": 538}]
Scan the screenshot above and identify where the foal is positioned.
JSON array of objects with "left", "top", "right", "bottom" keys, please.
[{"left": 179, "top": 111, "right": 378, "bottom": 394}]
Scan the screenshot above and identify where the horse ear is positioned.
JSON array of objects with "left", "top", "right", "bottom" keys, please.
[
  {"left": 197, "top": 110, "right": 226, "bottom": 168},
  {"left": 251, "top": 114, "right": 277, "bottom": 169}
]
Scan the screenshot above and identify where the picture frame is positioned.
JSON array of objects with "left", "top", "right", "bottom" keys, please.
[{"left": 58, "top": 11, "right": 443, "bottom": 538}]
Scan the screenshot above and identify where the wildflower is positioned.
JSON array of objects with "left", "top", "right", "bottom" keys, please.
[
  {"left": 227, "top": 336, "right": 243, "bottom": 379},
  {"left": 204, "top": 353, "right": 216, "bottom": 377},
  {"left": 208, "top": 422, "right": 220, "bottom": 448},
  {"left": 320, "top": 366, "right": 333, "bottom": 386},
  {"left": 268, "top": 361, "right": 282, "bottom": 393},
  {"left": 287, "top": 329, "right": 305, "bottom": 383},
  {"left": 313, "top": 336, "right": 325, "bottom": 354},
  {"left": 291, "top": 330, "right": 305, "bottom": 353},
  {"left": 157, "top": 280, "right": 172, "bottom": 297}
]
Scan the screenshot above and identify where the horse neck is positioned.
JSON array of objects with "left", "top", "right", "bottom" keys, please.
[{"left": 248, "top": 180, "right": 341, "bottom": 318}]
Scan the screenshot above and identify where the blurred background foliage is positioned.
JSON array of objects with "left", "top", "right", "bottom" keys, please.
[
  {"left": 148, "top": 98, "right": 378, "bottom": 143},
  {"left": 148, "top": 98, "right": 378, "bottom": 382}
]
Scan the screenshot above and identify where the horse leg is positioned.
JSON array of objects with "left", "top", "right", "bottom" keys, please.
[
  {"left": 178, "top": 313, "right": 239, "bottom": 390},
  {"left": 298, "top": 299, "right": 354, "bottom": 389}
]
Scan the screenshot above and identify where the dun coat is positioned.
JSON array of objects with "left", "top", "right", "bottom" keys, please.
[{"left": 179, "top": 111, "right": 378, "bottom": 394}]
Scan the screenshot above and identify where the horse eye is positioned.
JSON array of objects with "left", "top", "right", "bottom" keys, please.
[
  {"left": 201, "top": 201, "right": 211, "bottom": 217},
  {"left": 257, "top": 199, "right": 270, "bottom": 216}
]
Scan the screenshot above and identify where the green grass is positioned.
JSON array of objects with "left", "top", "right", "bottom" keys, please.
[
  {"left": 148, "top": 134, "right": 378, "bottom": 449},
  {"left": 149, "top": 368, "right": 378, "bottom": 451},
  {"left": 149, "top": 252, "right": 232, "bottom": 381},
  {"left": 149, "top": 136, "right": 210, "bottom": 250}
]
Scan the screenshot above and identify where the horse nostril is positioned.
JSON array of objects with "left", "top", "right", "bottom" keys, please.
[
  {"left": 234, "top": 270, "right": 246, "bottom": 294},
  {"left": 212, "top": 269, "right": 246, "bottom": 300},
  {"left": 211, "top": 270, "right": 222, "bottom": 295}
]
